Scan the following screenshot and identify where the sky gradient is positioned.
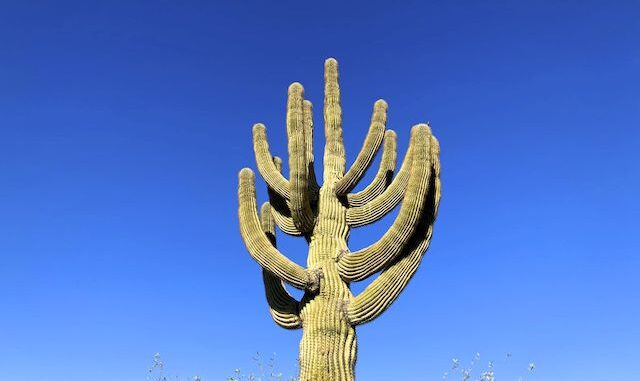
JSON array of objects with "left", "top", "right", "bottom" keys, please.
[{"left": 1, "top": 1, "right": 639, "bottom": 380}]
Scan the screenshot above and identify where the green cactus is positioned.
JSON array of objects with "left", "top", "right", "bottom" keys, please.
[{"left": 237, "top": 58, "right": 441, "bottom": 381}]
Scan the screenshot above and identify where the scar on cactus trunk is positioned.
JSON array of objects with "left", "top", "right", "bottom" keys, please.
[{"left": 237, "top": 58, "right": 441, "bottom": 381}]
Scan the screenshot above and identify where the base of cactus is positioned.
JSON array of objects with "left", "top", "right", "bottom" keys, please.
[{"left": 298, "top": 321, "right": 357, "bottom": 381}]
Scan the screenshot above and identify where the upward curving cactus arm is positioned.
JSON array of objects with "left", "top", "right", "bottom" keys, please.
[
  {"left": 347, "top": 130, "right": 398, "bottom": 207},
  {"left": 323, "top": 58, "right": 346, "bottom": 182},
  {"left": 238, "top": 168, "right": 310, "bottom": 290},
  {"left": 253, "top": 124, "right": 291, "bottom": 200},
  {"left": 260, "top": 202, "right": 303, "bottom": 329},
  {"left": 268, "top": 156, "right": 304, "bottom": 236},
  {"left": 303, "top": 100, "right": 320, "bottom": 194},
  {"left": 345, "top": 131, "right": 413, "bottom": 227},
  {"left": 286, "top": 83, "right": 316, "bottom": 233},
  {"left": 337, "top": 125, "right": 433, "bottom": 282},
  {"left": 334, "top": 99, "right": 387, "bottom": 195},
  {"left": 262, "top": 271, "right": 303, "bottom": 329},
  {"left": 347, "top": 136, "right": 441, "bottom": 326}
]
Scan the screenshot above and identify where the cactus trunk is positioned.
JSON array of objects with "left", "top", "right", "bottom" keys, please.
[
  {"left": 299, "top": 304, "right": 357, "bottom": 381},
  {"left": 299, "top": 286, "right": 357, "bottom": 381},
  {"left": 298, "top": 186, "right": 356, "bottom": 381},
  {"left": 237, "top": 58, "right": 441, "bottom": 380}
]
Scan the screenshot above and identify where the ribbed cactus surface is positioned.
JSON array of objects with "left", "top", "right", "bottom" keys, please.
[{"left": 237, "top": 58, "right": 441, "bottom": 381}]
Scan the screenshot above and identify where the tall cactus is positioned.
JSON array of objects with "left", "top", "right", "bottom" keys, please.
[{"left": 237, "top": 58, "right": 441, "bottom": 381}]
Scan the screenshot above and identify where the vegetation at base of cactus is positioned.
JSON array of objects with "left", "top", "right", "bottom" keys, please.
[
  {"left": 146, "top": 353, "right": 203, "bottom": 381},
  {"left": 237, "top": 58, "right": 442, "bottom": 381},
  {"left": 443, "top": 353, "right": 537, "bottom": 381},
  {"left": 223, "top": 352, "right": 537, "bottom": 381},
  {"left": 227, "top": 352, "right": 297, "bottom": 381},
  {"left": 144, "top": 352, "right": 538, "bottom": 381}
]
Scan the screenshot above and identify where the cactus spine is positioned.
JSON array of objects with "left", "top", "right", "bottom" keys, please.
[{"left": 237, "top": 58, "right": 441, "bottom": 381}]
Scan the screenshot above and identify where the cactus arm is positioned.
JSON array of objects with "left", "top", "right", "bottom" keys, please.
[
  {"left": 260, "top": 202, "right": 303, "bottom": 329},
  {"left": 262, "top": 272, "right": 303, "bottom": 329},
  {"left": 347, "top": 136, "right": 441, "bottom": 325},
  {"left": 346, "top": 130, "right": 397, "bottom": 207},
  {"left": 238, "top": 168, "right": 309, "bottom": 290},
  {"left": 345, "top": 132, "right": 413, "bottom": 227},
  {"left": 286, "top": 83, "right": 316, "bottom": 232},
  {"left": 323, "top": 58, "right": 346, "bottom": 182},
  {"left": 253, "top": 123, "right": 291, "bottom": 200},
  {"left": 268, "top": 156, "right": 304, "bottom": 236},
  {"left": 334, "top": 100, "right": 387, "bottom": 195},
  {"left": 270, "top": 200, "right": 304, "bottom": 236},
  {"left": 338, "top": 125, "right": 433, "bottom": 282},
  {"left": 303, "top": 100, "right": 320, "bottom": 194}
]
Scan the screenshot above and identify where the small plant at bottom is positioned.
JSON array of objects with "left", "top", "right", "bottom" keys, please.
[
  {"left": 227, "top": 352, "right": 296, "bottom": 381},
  {"left": 147, "top": 353, "right": 203, "bottom": 381},
  {"left": 442, "top": 353, "right": 536, "bottom": 381}
]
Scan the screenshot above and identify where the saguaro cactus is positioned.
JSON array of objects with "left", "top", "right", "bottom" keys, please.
[{"left": 237, "top": 58, "right": 441, "bottom": 381}]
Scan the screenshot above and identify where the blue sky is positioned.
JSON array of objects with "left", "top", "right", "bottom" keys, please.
[{"left": 1, "top": 1, "right": 638, "bottom": 380}]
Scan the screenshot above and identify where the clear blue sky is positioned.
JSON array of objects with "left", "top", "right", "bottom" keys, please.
[{"left": 1, "top": 1, "right": 638, "bottom": 380}]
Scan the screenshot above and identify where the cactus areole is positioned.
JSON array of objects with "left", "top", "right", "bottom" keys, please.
[{"left": 237, "top": 58, "right": 441, "bottom": 381}]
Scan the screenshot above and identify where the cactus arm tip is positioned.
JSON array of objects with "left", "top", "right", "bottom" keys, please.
[
  {"left": 347, "top": 129, "right": 398, "bottom": 207},
  {"left": 334, "top": 99, "right": 387, "bottom": 195},
  {"left": 253, "top": 123, "right": 291, "bottom": 199},
  {"left": 345, "top": 129, "right": 413, "bottom": 227},
  {"left": 286, "top": 82, "right": 316, "bottom": 233},
  {"left": 323, "top": 57, "right": 346, "bottom": 181}
]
